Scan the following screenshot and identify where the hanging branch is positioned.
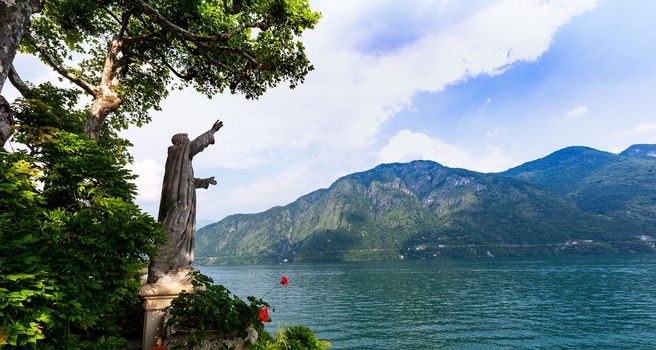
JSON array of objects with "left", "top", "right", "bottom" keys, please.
[
  {"left": 24, "top": 32, "right": 96, "bottom": 96},
  {"left": 8, "top": 65, "right": 31, "bottom": 98}
]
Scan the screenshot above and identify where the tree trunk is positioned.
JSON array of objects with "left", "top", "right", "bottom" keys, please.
[
  {"left": 84, "top": 38, "right": 123, "bottom": 139},
  {"left": 86, "top": 90, "right": 121, "bottom": 139},
  {"left": 1, "top": 0, "right": 37, "bottom": 147},
  {"left": 0, "top": 0, "right": 37, "bottom": 93},
  {"left": 0, "top": 95, "right": 14, "bottom": 146}
]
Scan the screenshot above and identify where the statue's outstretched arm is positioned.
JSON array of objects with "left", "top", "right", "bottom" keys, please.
[
  {"left": 190, "top": 119, "right": 223, "bottom": 157},
  {"left": 194, "top": 176, "right": 218, "bottom": 189}
]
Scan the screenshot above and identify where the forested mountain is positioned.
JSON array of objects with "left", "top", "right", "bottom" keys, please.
[
  {"left": 500, "top": 145, "right": 656, "bottom": 223},
  {"left": 620, "top": 144, "right": 656, "bottom": 159},
  {"left": 196, "top": 145, "right": 656, "bottom": 264}
]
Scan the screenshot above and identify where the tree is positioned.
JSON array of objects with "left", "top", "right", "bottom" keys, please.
[
  {"left": 17, "top": 0, "right": 320, "bottom": 138},
  {"left": 1, "top": 1, "right": 320, "bottom": 347}
]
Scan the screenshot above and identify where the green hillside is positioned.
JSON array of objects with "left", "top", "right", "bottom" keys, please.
[
  {"left": 196, "top": 158, "right": 655, "bottom": 264},
  {"left": 620, "top": 144, "right": 656, "bottom": 159},
  {"left": 500, "top": 145, "right": 656, "bottom": 223}
]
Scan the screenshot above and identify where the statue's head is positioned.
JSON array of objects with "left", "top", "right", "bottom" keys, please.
[{"left": 171, "top": 133, "right": 189, "bottom": 145}]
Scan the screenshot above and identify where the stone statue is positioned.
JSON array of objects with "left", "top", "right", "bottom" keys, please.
[{"left": 147, "top": 120, "right": 223, "bottom": 284}]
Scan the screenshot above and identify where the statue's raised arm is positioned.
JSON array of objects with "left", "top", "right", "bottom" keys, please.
[{"left": 190, "top": 119, "right": 223, "bottom": 157}]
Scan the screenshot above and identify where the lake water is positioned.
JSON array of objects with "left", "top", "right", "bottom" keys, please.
[{"left": 198, "top": 255, "right": 656, "bottom": 349}]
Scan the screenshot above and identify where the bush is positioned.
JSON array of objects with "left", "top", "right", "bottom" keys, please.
[
  {"left": 254, "top": 326, "right": 331, "bottom": 350},
  {"left": 0, "top": 85, "right": 163, "bottom": 349},
  {"left": 165, "top": 272, "right": 269, "bottom": 348}
]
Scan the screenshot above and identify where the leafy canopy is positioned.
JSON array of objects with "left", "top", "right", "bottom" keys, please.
[{"left": 23, "top": 0, "right": 321, "bottom": 130}]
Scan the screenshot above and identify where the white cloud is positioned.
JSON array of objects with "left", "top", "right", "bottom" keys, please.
[
  {"left": 565, "top": 105, "right": 588, "bottom": 117},
  {"left": 378, "top": 130, "right": 517, "bottom": 173},
  {"left": 626, "top": 122, "right": 656, "bottom": 135},
  {"left": 127, "top": 159, "right": 164, "bottom": 205}
]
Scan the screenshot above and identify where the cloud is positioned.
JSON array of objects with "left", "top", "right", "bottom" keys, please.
[
  {"left": 626, "top": 122, "right": 656, "bottom": 135},
  {"left": 378, "top": 130, "right": 517, "bottom": 173},
  {"left": 127, "top": 159, "right": 164, "bottom": 205},
  {"left": 565, "top": 105, "right": 588, "bottom": 117}
]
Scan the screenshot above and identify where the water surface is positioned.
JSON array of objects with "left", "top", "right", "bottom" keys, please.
[{"left": 199, "top": 255, "right": 656, "bottom": 349}]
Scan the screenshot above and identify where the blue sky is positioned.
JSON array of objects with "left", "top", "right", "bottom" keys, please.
[
  {"left": 4, "top": 0, "right": 656, "bottom": 223},
  {"left": 380, "top": 0, "right": 656, "bottom": 163}
]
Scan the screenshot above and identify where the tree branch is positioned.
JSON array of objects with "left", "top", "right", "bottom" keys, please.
[
  {"left": 24, "top": 32, "right": 96, "bottom": 96},
  {"left": 118, "top": 10, "right": 132, "bottom": 38},
  {"left": 101, "top": 6, "right": 122, "bottom": 26},
  {"left": 99, "top": 38, "right": 122, "bottom": 89},
  {"left": 8, "top": 66, "right": 31, "bottom": 98},
  {"left": 126, "top": 0, "right": 266, "bottom": 42},
  {"left": 214, "top": 45, "right": 259, "bottom": 65},
  {"left": 206, "top": 56, "right": 241, "bottom": 75},
  {"left": 135, "top": 12, "right": 156, "bottom": 32},
  {"left": 159, "top": 56, "right": 195, "bottom": 81},
  {"left": 221, "top": 20, "right": 268, "bottom": 41},
  {"left": 122, "top": 31, "right": 159, "bottom": 45}
]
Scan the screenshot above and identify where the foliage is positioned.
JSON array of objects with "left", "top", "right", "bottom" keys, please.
[
  {"left": 501, "top": 146, "right": 656, "bottom": 224},
  {"left": 0, "top": 151, "right": 55, "bottom": 348},
  {"left": 165, "top": 271, "right": 268, "bottom": 348},
  {"left": 254, "top": 326, "right": 330, "bottom": 350},
  {"left": 21, "top": 0, "right": 321, "bottom": 132},
  {"left": 0, "top": 85, "right": 163, "bottom": 349}
]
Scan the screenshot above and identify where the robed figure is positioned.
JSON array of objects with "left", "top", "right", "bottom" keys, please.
[{"left": 147, "top": 120, "right": 223, "bottom": 283}]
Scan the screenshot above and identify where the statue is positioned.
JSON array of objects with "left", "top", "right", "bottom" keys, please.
[{"left": 147, "top": 120, "right": 223, "bottom": 284}]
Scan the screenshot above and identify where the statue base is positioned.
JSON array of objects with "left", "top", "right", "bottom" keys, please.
[{"left": 139, "top": 273, "right": 193, "bottom": 350}]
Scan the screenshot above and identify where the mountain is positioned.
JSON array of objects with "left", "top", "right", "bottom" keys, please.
[
  {"left": 620, "top": 144, "right": 656, "bottom": 159},
  {"left": 196, "top": 158, "right": 655, "bottom": 264},
  {"left": 499, "top": 145, "right": 656, "bottom": 223}
]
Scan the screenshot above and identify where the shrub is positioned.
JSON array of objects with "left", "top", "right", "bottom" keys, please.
[{"left": 0, "top": 85, "right": 163, "bottom": 349}]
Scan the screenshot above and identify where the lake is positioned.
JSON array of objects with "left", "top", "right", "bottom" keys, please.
[{"left": 198, "top": 254, "right": 656, "bottom": 349}]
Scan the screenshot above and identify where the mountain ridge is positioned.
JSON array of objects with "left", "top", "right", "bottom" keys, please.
[{"left": 196, "top": 145, "right": 656, "bottom": 264}]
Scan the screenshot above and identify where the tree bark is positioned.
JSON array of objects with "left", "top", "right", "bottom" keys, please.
[
  {"left": 1, "top": 0, "right": 38, "bottom": 147},
  {"left": 0, "top": 95, "right": 14, "bottom": 146},
  {"left": 0, "top": 0, "right": 37, "bottom": 93},
  {"left": 85, "top": 38, "right": 123, "bottom": 139}
]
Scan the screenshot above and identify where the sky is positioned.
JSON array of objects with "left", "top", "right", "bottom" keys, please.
[{"left": 4, "top": 0, "right": 656, "bottom": 224}]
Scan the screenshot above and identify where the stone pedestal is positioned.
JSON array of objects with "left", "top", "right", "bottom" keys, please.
[
  {"left": 167, "top": 327, "right": 258, "bottom": 350},
  {"left": 139, "top": 281, "right": 192, "bottom": 350}
]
